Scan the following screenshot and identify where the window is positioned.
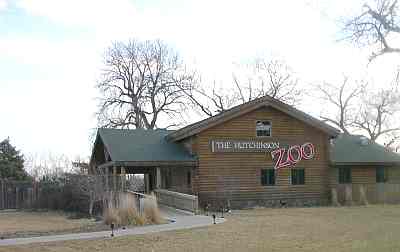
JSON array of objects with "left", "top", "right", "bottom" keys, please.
[
  {"left": 256, "top": 120, "right": 271, "bottom": 137},
  {"left": 261, "top": 169, "right": 275, "bottom": 186},
  {"left": 291, "top": 169, "right": 305, "bottom": 185},
  {"left": 338, "top": 167, "right": 351, "bottom": 184},
  {"left": 376, "top": 167, "right": 387, "bottom": 183}
]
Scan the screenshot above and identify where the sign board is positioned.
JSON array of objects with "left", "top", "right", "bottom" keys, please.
[
  {"left": 210, "top": 140, "right": 281, "bottom": 153},
  {"left": 209, "top": 139, "right": 316, "bottom": 170}
]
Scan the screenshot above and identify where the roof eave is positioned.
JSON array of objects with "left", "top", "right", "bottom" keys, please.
[
  {"left": 89, "top": 130, "right": 101, "bottom": 167},
  {"left": 114, "top": 160, "right": 198, "bottom": 167}
]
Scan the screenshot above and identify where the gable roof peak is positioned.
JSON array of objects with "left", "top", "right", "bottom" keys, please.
[{"left": 167, "top": 95, "right": 340, "bottom": 141}]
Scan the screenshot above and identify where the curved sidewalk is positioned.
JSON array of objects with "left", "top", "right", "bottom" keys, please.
[{"left": 0, "top": 207, "right": 225, "bottom": 247}]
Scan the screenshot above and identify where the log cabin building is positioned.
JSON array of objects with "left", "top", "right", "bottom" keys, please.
[{"left": 90, "top": 95, "right": 400, "bottom": 209}]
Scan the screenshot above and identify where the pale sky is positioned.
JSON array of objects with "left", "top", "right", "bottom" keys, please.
[{"left": 1, "top": 0, "right": 399, "bottom": 159}]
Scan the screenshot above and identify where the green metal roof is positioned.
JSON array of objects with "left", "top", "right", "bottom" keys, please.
[
  {"left": 97, "top": 128, "right": 195, "bottom": 162},
  {"left": 330, "top": 134, "right": 400, "bottom": 165},
  {"left": 96, "top": 129, "right": 400, "bottom": 165}
]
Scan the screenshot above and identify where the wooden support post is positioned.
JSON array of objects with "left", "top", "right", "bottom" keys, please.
[
  {"left": 0, "top": 179, "right": 3, "bottom": 210},
  {"left": 34, "top": 181, "right": 38, "bottom": 205},
  {"left": 113, "top": 166, "right": 117, "bottom": 192},
  {"left": 156, "top": 167, "right": 161, "bottom": 189},
  {"left": 121, "top": 166, "right": 126, "bottom": 192},
  {"left": 0, "top": 180, "right": 3, "bottom": 210},
  {"left": 144, "top": 174, "right": 150, "bottom": 194},
  {"left": 105, "top": 167, "right": 109, "bottom": 192}
]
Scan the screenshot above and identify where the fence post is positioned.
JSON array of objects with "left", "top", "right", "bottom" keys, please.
[
  {"left": 105, "top": 168, "right": 109, "bottom": 192},
  {"left": 0, "top": 179, "right": 3, "bottom": 209},
  {"left": 33, "top": 181, "right": 38, "bottom": 208},
  {"left": 15, "top": 186, "right": 19, "bottom": 209},
  {"left": 3, "top": 180, "right": 7, "bottom": 209}
]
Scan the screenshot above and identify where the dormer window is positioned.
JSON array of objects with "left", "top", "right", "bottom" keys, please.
[{"left": 256, "top": 120, "right": 271, "bottom": 137}]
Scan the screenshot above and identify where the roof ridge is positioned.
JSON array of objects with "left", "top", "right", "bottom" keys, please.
[{"left": 98, "top": 128, "right": 174, "bottom": 132}]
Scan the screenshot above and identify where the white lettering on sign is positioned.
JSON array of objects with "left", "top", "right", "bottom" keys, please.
[
  {"left": 271, "top": 142, "right": 315, "bottom": 170},
  {"left": 210, "top": 140, "right": 280, "bottom": 152}
]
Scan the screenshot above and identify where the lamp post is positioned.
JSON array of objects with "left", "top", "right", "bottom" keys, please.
[
  {"left": 205, "top": 203, "right": 210, "bottom": 216},
  {"left": 110, "top": 223, "right": 115, "bottom": 237}
]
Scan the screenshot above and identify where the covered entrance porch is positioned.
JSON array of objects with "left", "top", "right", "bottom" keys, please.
[
  {"left": 90, "top": 128, "right": 199, "bottom": 213},
  {"left": 97, "top": 160, "right": 195, "bottom": 194}
]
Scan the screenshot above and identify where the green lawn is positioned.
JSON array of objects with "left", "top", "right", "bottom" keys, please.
[{"left": 2, "top": 205, "right": 400, "bottom": 252}]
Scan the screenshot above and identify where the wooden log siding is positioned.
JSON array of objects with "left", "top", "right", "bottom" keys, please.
[
  {"left": 189, "top": 106, "right": 331, "bottom": 207},
  {"left": 329, "top": 166, "right": 400, "bottom": 187},
  {"left": 388, "top": 167, "right": 400, "bottom": 183}
]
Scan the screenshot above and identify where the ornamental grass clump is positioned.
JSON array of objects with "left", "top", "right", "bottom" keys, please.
[
  {"left": 118, "top": 207, "right": 145, "bottom": 226},
  {"left": 119, "top": 193, "right": 145, "bottom": 225},
  {"left": 103, "top": 207, "right": 120, "bottom": 226},
  {"left": 103, "top": 192, "right": 162, "bottom": 226},
  {"left": 143, "top": 193, "right": 163, "bottom": 224}
]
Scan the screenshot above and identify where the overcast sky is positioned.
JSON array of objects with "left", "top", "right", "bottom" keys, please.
[{"left": 1, "top": 0, "right": 399, "bottom": 159}]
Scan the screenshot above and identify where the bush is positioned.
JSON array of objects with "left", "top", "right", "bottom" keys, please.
[
  {"left": 33, "top": 174, "right": 92, "bottom": 215},
  {"left": 62, "top": 183, "right": 90, "bottom": 213},
  {"left": 35, "top": 177, "right": 65, "bottom": 210}
]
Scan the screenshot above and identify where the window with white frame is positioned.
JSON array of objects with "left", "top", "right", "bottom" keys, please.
[{"left": 256, "top": 120, "right": 271, "bottom": 137}]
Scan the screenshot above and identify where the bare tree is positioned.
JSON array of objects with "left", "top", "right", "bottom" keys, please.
[
  {"left": 316, "top": 76, "right": 366, "bottom": 134},
  {"left": 354, "top": 77, "right": 400, "bottom": 143},
  {"left": 25, "top": 153, "right": 74, "bottom": 180},
  {"left": 342, "top": 0, "right": 400, "bottom": 60},
  {"left": 233, "top": 58, "right": 302, "bottom": 105},
  {"left": 185, "top": 58, "right": 301, "bottom": 117},
  {"left": 97, "top": 39, "right": 196, "bottom": 129},
  {"left": 183, "top": 81, "right": 240, "bottom": 117},
  {"left": 317, "top": 72, "right": 400, "bottom": 147}
]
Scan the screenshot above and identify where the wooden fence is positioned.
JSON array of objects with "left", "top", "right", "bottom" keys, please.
[
  {"left": 0, "top": 179, "right": 39, "bottom": 209},
  {"left": 0, "top": 175, "right": 139, "bottom": 213}
]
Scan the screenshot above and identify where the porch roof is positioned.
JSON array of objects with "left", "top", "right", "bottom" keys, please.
[
  {"left": 96, "top": 128, "right": 196, "bottom": 164},
  {"left": 330, "top": 134, "right": 400, "bottom": 165}
]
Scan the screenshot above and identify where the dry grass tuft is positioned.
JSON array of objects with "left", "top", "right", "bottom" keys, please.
[
  {"left": 119, "top": 193, "right": 146, "bottom": 225},
  {"left": 118, "top": 207, "right": 145, "bottom": 226},
  {"left": 103, "top": 207, "right": 120, "bottom": 226},
  {"left": 103, "top": 192, "right": 162, "bottom": 226},
  {"left": 143, "top": 193, "right": 163, "bottom": 224}
]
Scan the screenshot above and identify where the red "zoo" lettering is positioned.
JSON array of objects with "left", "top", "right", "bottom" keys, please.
[{"left": 271, "top": 142, "right": 315, "bottom": 170}]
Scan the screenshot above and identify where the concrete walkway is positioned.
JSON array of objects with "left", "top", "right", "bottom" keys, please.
[{"left": 0, "top": 207, "right": 225, "bottom": 247}]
